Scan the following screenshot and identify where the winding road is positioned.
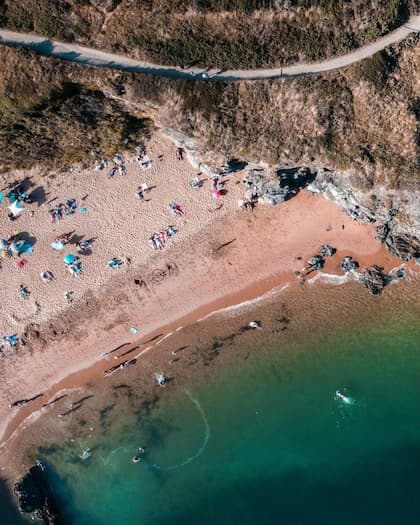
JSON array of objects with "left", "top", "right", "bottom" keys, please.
[{"left": 0, "top": 16, "right": 419, "bottom": 81}]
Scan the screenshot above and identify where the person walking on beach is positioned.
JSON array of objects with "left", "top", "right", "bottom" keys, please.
[
  {"left": 19, "top": 284, "right": 30, "bottom": 299},
  {"left": 176, "top": 147, "right": 185, "bottom": 161}
]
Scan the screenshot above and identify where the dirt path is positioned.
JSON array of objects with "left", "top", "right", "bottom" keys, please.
[{"left": 0, "top": 16, "right": 419, "bottom": 81}]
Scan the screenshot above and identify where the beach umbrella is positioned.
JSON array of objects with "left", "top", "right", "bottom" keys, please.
[{"left": 63, "top": 253, "right": 76, "bottom": 265}]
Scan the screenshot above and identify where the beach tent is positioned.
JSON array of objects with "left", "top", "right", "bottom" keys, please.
[
  {"left": 0, "top": 192, "right": 3, "bottom": 205},
  {"left": 63, "top": 253, "right": 76, "bottom": 265},
  {"left": 8, "top": 200, "right": 25, "bottom": 217}
]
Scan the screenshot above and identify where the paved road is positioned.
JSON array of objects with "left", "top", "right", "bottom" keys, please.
[{"left": 0, "top": 16, "right": 419, "bottom": 81}]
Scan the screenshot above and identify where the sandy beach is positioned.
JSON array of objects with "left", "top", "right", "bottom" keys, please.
[{"left": 0, "top": 131, "right": 411, "bottom": 483}]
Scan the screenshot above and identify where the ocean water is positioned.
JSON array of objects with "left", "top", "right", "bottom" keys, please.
[{"left": 34, "top": 302, "right": 420, "bottom": 525}]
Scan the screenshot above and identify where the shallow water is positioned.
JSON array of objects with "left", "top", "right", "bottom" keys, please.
[{"left": 32, "top": 300, "right": 420, "bottom": 525}]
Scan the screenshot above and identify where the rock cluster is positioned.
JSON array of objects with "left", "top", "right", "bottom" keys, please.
[
  {"left": 376, "top": 224, "right": 420, "bottom": 261},
  {"left": 308, "top": 170, "right": 420, "bottom": 262},
  {"left": 340, "top": 256, "right": 359, "bottom": 273},
  {"left": 243, "top": 165, "right": 317, "bottom": 206},
  {"left": 14, "top": 464, "right": 61, "bottom": 524}
]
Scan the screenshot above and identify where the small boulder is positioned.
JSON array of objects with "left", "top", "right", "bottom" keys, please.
[
  {"left": 308, "top": 255, "right": 324, "bottom": 270},
  {"left": 319, "top": 244, "right": 336, "bottom": 257},
  {"left": 340, "top": 256, "right": 359, "bottom": 273}
]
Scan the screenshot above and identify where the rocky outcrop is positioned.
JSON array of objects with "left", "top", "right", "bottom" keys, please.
[
  {"left": 376, "top": 223, "right": 420, "bottom": 261},
  {"left": 163, "top": 128, "right": 420, "bottom": 261},
  {"left": 308, "top": 169, "right": 420, "bottom": 261},
  {"left": 242, "top": 165, "right": 317, "bottom": 206},
  {"left": 361, "top": 265, "right": 392, "bottom": 295},
  {"left": 14, "top": 464, "right": 62, "bottom": 524}
]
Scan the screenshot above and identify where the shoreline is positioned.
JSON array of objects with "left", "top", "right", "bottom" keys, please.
[
  {"left": 0, "top": 236, "right": 413, "bottom": 474},
  {"left": 0, "top": 131, "right": 415, "bottom": 495}
]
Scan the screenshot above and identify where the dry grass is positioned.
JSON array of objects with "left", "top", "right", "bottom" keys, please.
[
  {"left": 0, "top": 0, "right": 417, "bottom": 67},
  {"left": 0, "top": 32, "right": 418, "bottom": 190}
]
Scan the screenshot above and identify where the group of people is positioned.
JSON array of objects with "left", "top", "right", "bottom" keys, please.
[
  {"left": 48, "top": 199, "right": 78, "bottom": 222},
  {"left": 0, "top": 141, "right": 210, "bottom": 354},
  {"left": 169, "top": 202, "right": 184, "bottom": 217},
  {"left": 0, "top": 232, "right": 31, "bottom": 258},
  {"left": 137, "top": 151, "right": 153, "bottom": 170},
  {"left": 149, "top": 225, "right": 177, "bottom": 250}
]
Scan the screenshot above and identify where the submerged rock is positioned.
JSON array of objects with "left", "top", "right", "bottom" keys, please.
[
  {"left": 361, "top": 265, "right": 392, "bottom": 295},
  {"left": 14, "top": 464, "right": 62, "bottom": 524},
  {"left": 340, "top": 256, "right": 359, "bottom": 273}
]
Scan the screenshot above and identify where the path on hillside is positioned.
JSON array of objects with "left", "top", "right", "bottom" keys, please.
[{"left": 0, "top": 16, "right": 419, "bottom": 81}]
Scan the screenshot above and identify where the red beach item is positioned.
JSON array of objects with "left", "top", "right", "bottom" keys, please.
[{"left": 17, "top": 258, "right": 28, "bottom": 269}]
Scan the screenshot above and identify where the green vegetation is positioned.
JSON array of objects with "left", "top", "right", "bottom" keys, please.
[
  {"left": 353, "top": 50, "right": 397, "bottom": 89},
  {"left": 0, "top": 81, "right": 151, "bottom": 170}
]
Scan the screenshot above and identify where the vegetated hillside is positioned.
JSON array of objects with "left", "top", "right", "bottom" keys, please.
[
  {"left": 0, "top": 34, "right": 418, "bottom": 191},
  {"left": 129, "top": 34, "right": 420, "bottom": 192},
  {"left": 0, "top": 48, "right": 152, "bottom": 171},
  {"left": 0, "top": 0, "right": 418, "bottom": 68}
]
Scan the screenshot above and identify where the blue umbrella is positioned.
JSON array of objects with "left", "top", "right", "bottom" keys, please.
[{"left": 64, "top": 253, "right": 76, "bottom": 265}]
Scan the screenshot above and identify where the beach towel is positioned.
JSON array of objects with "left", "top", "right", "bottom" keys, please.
[
  {"left": 17, "top": 259, "right": 28, "bottom": 269},
  {"left": 51, "top": 241, "right": 64, "bottom": 251}
]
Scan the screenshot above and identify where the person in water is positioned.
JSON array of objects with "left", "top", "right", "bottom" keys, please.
[{"left": 132, "top": 447, "right": 145, "bottom": 463}]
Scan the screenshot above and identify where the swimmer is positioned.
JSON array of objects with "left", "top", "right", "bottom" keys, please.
[
  {"left": 132, "top": 447, "right": 145, "bottom": 463},
  {"left": 335, "top": 390, "right": 353, "bottom": 405},
  {"left": 80, "top": 448, "right": 91, "bottom": 461}
]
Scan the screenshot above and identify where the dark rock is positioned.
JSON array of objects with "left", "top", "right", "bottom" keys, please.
[
  {"left": 375, "top": 223, "right": 390, "bottom": 243},
  {"left": 340, "top": 256, "right": 359, "bottom": 273},
  {"left": 308, "top": 255, "right": 324, "bottom": 270},
  {"left": 319, "top": 244, "right": 336, "bottom": 257},
  {"left": 376, "top": 224, "right": 420, "bottom": 261},
  {"left": 361, "top": 265, "right": 392, "bottom": 295},
  {"left": 396, "top": 268, "right": 405, "bottom": 279},
  {"left": 14, "top": 464, "right": 62, "bottom": 524},
  {"left": 243, "top": 166, "right": 317, "bottom": 206}
]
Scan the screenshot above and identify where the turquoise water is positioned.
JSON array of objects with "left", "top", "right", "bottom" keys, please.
[{"left": 33, "top": 309, "right": 420, "bottom": 524}]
